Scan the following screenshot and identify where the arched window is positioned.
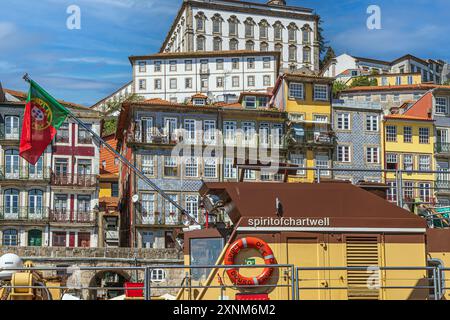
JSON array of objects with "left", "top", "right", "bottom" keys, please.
[
  {"left": 259, "top": 20, "right": 269, "bottom": 39},
  {"left": 244, "top": 17, "right": 255, "bottom": 38},
  {"left": 289, "top": 45, "right": 297, "bottom": 62},
  {"left": 245, "top": 40, "right": 255, "bottom": 51},
  {"left": 302, "top": 24, "right": 311, "bottom": 44},
  {"left": 5, "top": 149, "right": 19, "bottom": 179},
  {"left": 28, "top": 229, "right": 42, "bottom": 247},
  {"left": 29, "top": 189, "right": 43, "bottom": 217},
  {"left": 196, "top": 36, "right": 205, "bottom": 51},
  {"left": 195, "top": 12, "right": 206, "bottom": 32},
  {"left": 273, "top": 21, "right": 284, "bottom": 41},
  {"left": 228, "top": 16, "right": 239, "bottom": 37},
  {"left": 3, "top": 229, "right": 18, "bottom": 246},
  {"left": 4, "top": 189, "right": 19, "bottom": 218},
  {"left": 213, "top": 37, "right": 222, "bottom": 51},
  {"left": 212, "top": 14, "right": 223, "bottom": 34},
  {"left": 229, "top": 38, "right": 239, "bottom": 51},
  {"left": 303, "top": 47, "right": 311, "bottom": 63},
  {"left": 260, "top": 42, "right": 269, "bottom": 52},
  {"left": 275, "top": 43, "right": 283, "bottom": 53},
  {"left": 288, "top": 23, "right": 298, "bottom": 42}
]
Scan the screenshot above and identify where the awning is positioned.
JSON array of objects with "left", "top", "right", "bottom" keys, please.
[{"left": 292, "top": 125, "right": 304, "bottom": 136}]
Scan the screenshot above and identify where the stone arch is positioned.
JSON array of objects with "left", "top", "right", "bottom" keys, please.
[{"left": 88, "top": 269, "right": 132, "bottom": 300}]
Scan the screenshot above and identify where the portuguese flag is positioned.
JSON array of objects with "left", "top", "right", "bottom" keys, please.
[{"left": 20, "top": 80, "right": 69, "bottom": 165}]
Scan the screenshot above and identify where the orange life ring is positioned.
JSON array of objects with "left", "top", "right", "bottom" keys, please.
[{"left": 224, "top": 237, "right": 277, "bottom": 286}]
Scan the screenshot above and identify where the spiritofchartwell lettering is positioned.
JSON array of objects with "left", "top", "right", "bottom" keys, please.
[{"left": 248, "top": 217, "right": 331, "bottom": 227}]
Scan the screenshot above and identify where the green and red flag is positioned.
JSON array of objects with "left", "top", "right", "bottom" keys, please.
[{"left": 20, "top": 80, "right": 70, "bottom": 165}]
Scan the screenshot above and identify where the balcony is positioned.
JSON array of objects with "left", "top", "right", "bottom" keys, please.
[
  {"left": 0, "top": 167, "right": 51, "bottom": 181},
  {"left": 0, "top": 127, "right": 20, "bottom": 142},
  {"left": 135, "top": 210, "right": 183, "bottom": 226},
  {"left": 128, "top": 130, "right": 180, "bottom": 146},
  {"left": 436, "top": 180, "right": 450, "bottom": 194},
  {"left": 0, "top": 207, "right": 49, "bottom": 222},
  {"left": 50, "top": 210, "right": 96, "bottom": 224},
  {"left": 287, "top": 130, "right": 336, "bottom": 147},
  {"left": 436, "top": 143, "right": 450, "bottom": 156},
  {"left": 51, "top": 173, "right": 98, "bottom": 188}
]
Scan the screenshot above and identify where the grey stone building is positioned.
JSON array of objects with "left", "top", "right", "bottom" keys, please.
[{"left": 332, "top": 99, "right": 383, "bottom": 183}]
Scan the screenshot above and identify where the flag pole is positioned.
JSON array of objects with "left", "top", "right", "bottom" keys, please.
[{"left": 23, "top": 75, "right": 198, "bottom": 225}]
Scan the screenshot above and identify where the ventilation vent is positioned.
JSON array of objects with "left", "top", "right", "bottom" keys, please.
[{"left": 346, "top": 236, "right": 380, "bottom": 300}]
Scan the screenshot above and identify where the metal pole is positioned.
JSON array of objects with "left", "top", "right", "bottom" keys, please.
[
  {"left": 144, "top": 267, "right": 150, "bottom": 301},
  {"left": 23, "top": 75, "right": 197, "bottom": 224}
]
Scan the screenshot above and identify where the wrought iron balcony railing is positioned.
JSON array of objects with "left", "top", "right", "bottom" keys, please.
[
  {"left": 286, "top": 130, "right": 336, "bottom": 146},
  {"left": 49, "top": 210, "right": 96, "bottom": 223},
  {"left": 0, "top": 166, "right": 51, "bottom": 181},
  {"left": 135, "top": 209, "right": 183, "bottom": 226},
  {"left": 51, "top": 173, "right": 98, "bottom": 187},
  {"left": 0, "top": 126, "right": 21, "bottom": 141},
  {"left": 436, "top": 142, "right": 450, "bottom": 155},
  {"left": 0, "top": 207, "right": 49, "bottom": 221}
]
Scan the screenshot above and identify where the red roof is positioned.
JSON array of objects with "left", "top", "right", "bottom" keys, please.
[{"left": 403, "top": 92, "right": 433, "bottom": 118}]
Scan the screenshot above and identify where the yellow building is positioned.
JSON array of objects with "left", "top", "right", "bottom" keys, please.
[
  {"left": 382, "top": 112, "right": 436, "bottom": 206},
  {"left": 272, "top": 72, "right": 335, "bottom": 182},
  {"left": 348, "top": 72, "right": 423, "bottom": 87}
]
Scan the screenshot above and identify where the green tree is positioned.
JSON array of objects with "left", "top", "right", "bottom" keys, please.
[
  {"left": 332, "top": 81, "right": 348, "bottom": 99},
  {"left": 101, "top": 93, "right": 144, "bottom": 136},
  {"left": 321, "top": 47, "right": 335, "bottom": 70},
  {"left": 444, "top": 80, "right": 450, "bottom": 85},
  {"left": 349, "top": 76, "right": 378, "bottom": 88}
]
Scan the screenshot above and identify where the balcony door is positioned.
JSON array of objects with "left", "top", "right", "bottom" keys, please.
[
  {"left": 77, "top": 159, "right": 92, "bottom": 186},
  {"left": 142, "top": 118, "right": 153, "bottom": 143},
  {"left": 77, "top": 195, "right": 91, "bottom": 222},
  {"left": 141, "top": 193, "right": 155, "bottom": 224},
  {"left": 164, "top": 118, "right": 177, "bottom": 142},
  {"left": 5, "top": 116, "right": 20, "bottom": 140},
  {"left": 54, "top": 194, "right": 68, "bottom": 220},
  {"left": 4, "top": 189, "right": 19, "bottom": 219},
  {"left": 54, "top": 158, "right": 69, "bottom": 184},
  {"left": 5, "top": 149, "right": 19, "bottom": 179},
  {"left": 29, "top": 157, "right": 44, "bottom": 180},
  {"left": 29, "top": 189, "right": 43, "bottom": 219},
  {"left": 437, "top": 129, "right": 449, "bottom": 153}
]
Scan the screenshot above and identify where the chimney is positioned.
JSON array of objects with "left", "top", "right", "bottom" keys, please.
[{"left": 267, "top": 0, "right": 287, "bottom": 6}]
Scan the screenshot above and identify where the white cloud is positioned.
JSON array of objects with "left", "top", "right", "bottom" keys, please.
[{"left": 0, "top": 22, "right": 16, "bottom": 41}]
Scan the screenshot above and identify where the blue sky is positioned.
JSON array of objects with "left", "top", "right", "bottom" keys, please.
[{"left": 1, "top": 0, "right": 449, "bottom": 106}]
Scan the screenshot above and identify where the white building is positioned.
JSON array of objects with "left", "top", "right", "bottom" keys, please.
[
  {"left": 322, "top": 53, "right": 446, "bottom": 84},
  {"left": 130, "top": 50, "right": 280, "bottom": 103},
  {"left": 160, "top": 0, "right": 320, "bottom": 72}
]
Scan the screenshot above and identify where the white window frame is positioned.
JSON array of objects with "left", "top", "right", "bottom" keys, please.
[{"left": 314, "top": 84, "right": 328, "bottom": 101}]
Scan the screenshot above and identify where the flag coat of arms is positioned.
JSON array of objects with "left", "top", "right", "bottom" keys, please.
[{"left": 20, "top": 80, "right": 69, "bottom": 165}]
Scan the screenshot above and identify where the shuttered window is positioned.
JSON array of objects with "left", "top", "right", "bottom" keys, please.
[{"left": 346, "top": 236, "right": 380, "bottom": 300}]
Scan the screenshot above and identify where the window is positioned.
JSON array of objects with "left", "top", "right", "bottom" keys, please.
[
  {"left": 204, "top": 158, "right": 217, "bottom": 178},
  {"left": 242, "top": 122, "right": 256, "bottom": 144},
  {"left": 381, "top": 94, "right": 387, "bottom": 102},
  {"left": 196, "top": 14, "right": 205, "bottom": 32},
  {"left": 419, "top": 183, "right": 432, "bottom": 202},
  {"left": 302, "top": 26, "right": 310, "bottom": 43},
  {"left": 184, "top": 119, "right": 196, "bottom": 143},
  {"left": 404, "top": 126, "right": 412, "bottom": 143},
  {"left": 169, "top": 60, "right": 177, "bottom": 72},
  {"left": 185, "top": 195, "right": 199, "bottom": 221},
  {"left": 396, "top": 76, "right": 402, "bottom": 85},
  {"left": 245, "top": 40, "right": 254, "bottom": 51},
  {"left": 290, "top": 153, "right": 305, "bottom": 175},
  {"left": 387, "top": 182, "right": 397, "bottom": 202},
  {"left": 142, "top": 231, "right": 154, "bottom": 249},
  {"left": 154, "top": 61, "right": 161, "bottom": 72},
  {"left": 193, "top": 98, "right": 206, "bottom": 106},
  {"left": 164, "top": 117, "right": 178, "bottom": 141},
  {"left": 403, "top": 181, "right": 414, "bottom": 200},
  {"left": 232, "top": 76, "right": 240, "bottom": 88},
  {"left": 261, "top": 58, "right": 270, "bottom": 69},
  {"left": 224, "top": 158, "right": 237, "bottom": 179},
  {"left": 169, "top": 78, "right": 177, "bottom": 90},
  {"left": 138, "top": 61, "right": 146, "bottom": 73},
  {"left": 366, "top": 147, "right": 379, "bottom": 164},
  {"left": 216, "top": 77, "right": 224, "bottom": 88},
  {"left": 185, "top": 60, "right": 193, "bottom": 71},
  {"left": 213, "top": 37, "right": 222, "bottom": 51},
  {"left": 259, "top": 21, "right": 268, "bottom": 39},
  {"left": 5, "top": 116, "right": 20, "bottom": 140},
  {"left": 247, "top": 58, "right": 255, "bottom": 69},
  {"left": 228, "top": 16, "right": 238, "bottom": 36},
  {"left": 275, "top": 43, "right": 283, "bottom": 53},
  {"left": 272, "top": 124, "right": 283, "bottom": 147},
  {"left": 185, "top": 157, "right": 198, "bottom": 177},
  {"left": 381, "top": 77, "right": 388, "bottom": 86},
  {"left": 260, "top": 42, "right": 269, "bottom": 52},
  {"left": 315, "top": 154, "right": 330, "bottom": 176},
  {"left": 223, "top": 121, "right": 237, "bottom": 145},
  {"left": 244, "top": 169, "right": 256, "bottom": 180},
  {"left": 419, "top": 127, "right": 430, "bottom": 144},
  {"left": 216, "top": 59, "right": 224, "bottom": 71},
  {"left": 141, "top": 193, "right": 155, "bottom": 224},
  {"left": 419, "top": 155, "right": 431, "bottom": 171},
  {"left": 436, "top": 97, "right": 448, "bottom": 114},
  {"left": 52, "top": 232, "right": 66, "bottom": 247},
  {"left": 185, "top": 78, "right": 192, "bottom": 89},
  {"left": 289, "top": 83, "right": 304, "bottom": 99},
  {"left": 366, "top": 115, "right": 379, "bottom": 132},
  {"left": 142, "top": 155, "right": 154, "bottom": 176},
  {"left": 289, "top": 45, "right": 297, "bottom": 62},
  {"left": 196, "top": 36, "right": 205, "bottom": 51},
  {"left": 386, "top": 125, "right": 397, "bottom": 142},
  {"left": 403, "top": 154, "right": 414, "bottom": 171},
  {"left": 303, "top": 47, "right": 311, "bottom": 63},
  {"left": 274, "top": 22, "right": 283, "bottom": 41},
  {"left": 337, "top": 113, "right": 350, "bottom": 130},
  {"left": 154, "top": 79, "right": 162, "bottom": 90},
  {"left": 229, "top": 38, "right": 239, "bottom": 51},
  {"left": 247, "top": 76, "right": 255, "bottom": 87},
  {"left": 259, "top": 123, "right": 270, "bottom": 146},
  {"left": 111, "top": 182, "right": 119, "bottom": 197},
  {"left": 28, "top": 229, "right": 42, "bottom": 247},
  {"left": 244, "top": 19, "right": 255, "bottom": 38},
  {"left": 56, "top": 122, "right": 69, "bottom": 143},
  {"left": 245, "top": 96, "right": 256, "bottom": 109},
  {"left": 386, "top": 153, "right": 398, "bottom": 170},
  {"left": 394, "top": 94, "right": 400, "bottom": 102},
  {"left": 288, "top": 25, "right": 297, "bottom": 42},
  {"left": 29, "top": 156, "right": 43, "bottom": 179},
  {"left": 4, "top": 189, "right": 19, "bottom": 218},
  {"left": 263, "top": 75, "right": 271, "bottom": 86},
  {"left": 150, "top": 269, "right": 166, "bottom": 283},
  {"left": 77, "top": 195, "right": 91, "bottom": 214},
  {"left": 231, "top": 58, "right": 239, "bottom": 69},
  {"left": 203, "top": 120, "right": 216, "bottom": 144},
  {"left": 337, "top": 145, "right": 351, "bottom": 163},
  {"left": 28, "top": 189, "right": 43, "bottom": 216},
  {"left": 212, "top": 15, "right": 222, "bottom": 34},
  {"left": 3, "top": 229, "right": 18, "bottom": 246},
  {"left": 408, "top": 76, "right": 413, "bottom": 85},
  {"left": 78, "top": 124, "right": 92, "bottom": 144},
  {"left": 164, "top": 156, "right": 178, "bottom": 177},
  {"left": 138, "top": 79, "right": 146, "bottom": 91}
]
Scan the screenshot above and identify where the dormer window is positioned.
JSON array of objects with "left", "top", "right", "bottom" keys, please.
[
  {"left": 244, "top": 96, "right": 257, "bottom": 109},
  {"left": 193, "top": 98, "right": 206, "bottom": 106}
]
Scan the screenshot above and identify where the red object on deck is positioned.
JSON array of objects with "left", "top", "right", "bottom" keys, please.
[
  {"left": 125, "top": 282, "right": 144, "bottom": 298},
  {"left": 235, "top": 294, "right": 270, "bottom": 300}
]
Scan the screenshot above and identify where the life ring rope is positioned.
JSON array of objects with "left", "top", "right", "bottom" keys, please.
[{"left": 224, "top": 237, "right": 277, "bottom": 287}]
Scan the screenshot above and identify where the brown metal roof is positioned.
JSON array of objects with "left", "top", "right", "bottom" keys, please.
[{"left": 200, "top": 182, "right": 426, "bottom": 229}]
